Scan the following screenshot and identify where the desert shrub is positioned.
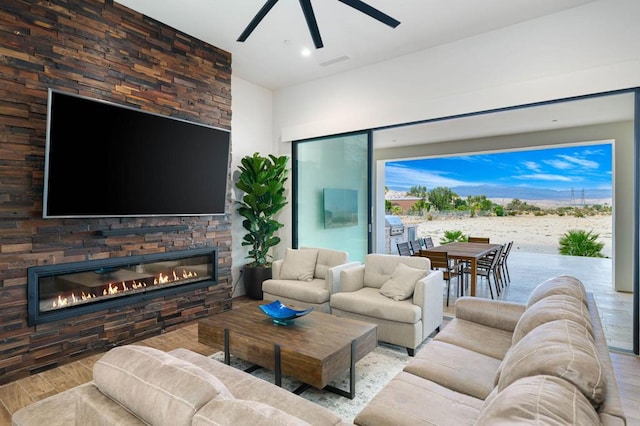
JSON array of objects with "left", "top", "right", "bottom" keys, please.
[
  {"left": 558, "top": 230, "right": 604, "bottom": 257},
  {"left": 440, "top": 230, "right": 467, "bottom": 245},
  {"left": 494, "top": 206, "right": 504, "bottom": 217}
]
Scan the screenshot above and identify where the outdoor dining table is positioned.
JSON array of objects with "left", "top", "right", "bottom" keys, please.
[{"left": 420, "top": 242, "right": 502, "bottom": 297}]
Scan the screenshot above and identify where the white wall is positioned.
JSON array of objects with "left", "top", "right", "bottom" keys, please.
[
  {"left": 230, "top": 76, "right": 273, "bottom": 296},
  {"left": 270, "top": 0, "right": 640, "bottom": 259}
]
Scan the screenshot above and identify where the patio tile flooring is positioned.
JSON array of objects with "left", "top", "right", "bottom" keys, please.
[{"left": 442, "top": 251, "right": 634, "bottom": 351}]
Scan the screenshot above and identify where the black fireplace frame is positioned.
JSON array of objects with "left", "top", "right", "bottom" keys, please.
[{"left": 27, "top": 247, "right": 218, "bottom": 326}]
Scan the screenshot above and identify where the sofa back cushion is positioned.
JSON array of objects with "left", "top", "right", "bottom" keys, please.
[
  {"left": 477, "top": 375, "right": 599, "bottom": 425},
  {"left": 193, "top": 399, "right": 310, "bottom": 426},
  {"left": 93, "top": 345, "right": 233, "bottom": 426},
  {"left": 526, "top": 275, "right": 587, "bottom": 308},
  {"left": 513, "top": 294, "right": 594, "bottom": 345},
  {"left": 302, "top": 247, "right": 348, "bottom": 280},
  {"left": 279, "top": 248, "right": 318, "bottom": 281},
  {"left": 497, "top": 319, "right": 607, "bottom": 408},
  {"left": 363, "top": 254, "right": 429, "bottom": 289}
]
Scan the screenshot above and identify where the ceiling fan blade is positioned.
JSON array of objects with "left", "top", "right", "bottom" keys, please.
[
  {"left": 237, "top": 0, "right": 280, "bottom": 42},
  {"left": 298, "top": 0, "right": 323, "bottom": 49},
  {"left": 337, "top": 0, "right": 400, "bottom": 28}
]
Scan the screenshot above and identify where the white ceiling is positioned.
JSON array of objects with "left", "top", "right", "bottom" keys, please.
[
  {"left": 374, "top": 93, "right": 635, "bottom": 149},
  {"left": 114, "top": 0, "right": 633, "bottom": 147},
  {"left": 115, "top": 0, "right": 596, "bottom": 90}
]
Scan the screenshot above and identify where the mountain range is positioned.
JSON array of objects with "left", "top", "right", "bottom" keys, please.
[
  {"left": 387, "top": 185, "right": 612, "bottom": 202},
  {"left": 451, "top": 185, "right": 611, "bottom": 201}
]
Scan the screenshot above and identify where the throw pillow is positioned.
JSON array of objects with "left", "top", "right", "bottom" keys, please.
[
  {"left": 379, "top": 262, "right": 427, "bottom": 301},
  {"left": 279, "top": 248, "right": 318, "bottom": 281},
  {"left": 477, "top": 375, "right": 599, "bottom": 425}
]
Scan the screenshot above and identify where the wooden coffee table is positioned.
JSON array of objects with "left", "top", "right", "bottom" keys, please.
[{"left": 198, "top": 301, "right": 378, "bottom": 399}]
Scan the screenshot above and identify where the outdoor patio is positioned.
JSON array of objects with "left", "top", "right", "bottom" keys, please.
[{"left": 442, "top": 251, "right": 634, "bottom": 351}]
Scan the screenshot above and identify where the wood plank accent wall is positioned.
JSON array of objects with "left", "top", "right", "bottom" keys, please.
[{"left": 0, "top": 0, "right": 233, "bottom": 384}]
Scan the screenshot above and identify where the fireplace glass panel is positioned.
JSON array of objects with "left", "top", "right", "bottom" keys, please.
[{"left": 28, "top": 248, "right": 218, "bottom": 325}]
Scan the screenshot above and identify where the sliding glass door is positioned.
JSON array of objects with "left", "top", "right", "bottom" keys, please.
[{"left": 293, "top": 132, "right": 371, "bottom": 262}]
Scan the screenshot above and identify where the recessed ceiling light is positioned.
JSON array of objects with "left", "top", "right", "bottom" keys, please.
[{"left": 301, "top": 48, "right": 312, "bottom": 57}]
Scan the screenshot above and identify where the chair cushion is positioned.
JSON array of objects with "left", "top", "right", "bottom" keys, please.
[
  {"left": 305, "top": 247, "right": 348, "bottom": 280},
  {"left": 513, "top": 294, "right": 593, "bottom": 345},
  {"left": 279, "top": 248, "right": 318, "bottom": 281},
  {"left": 526, "top": 275, "right": 587, "bottom": 308},
  {"left": 379, "top": 263, "right": 427, "bottom": 301},
  {"left": 497, "top": 319, "right": 607, "bottom": 407},
  {"left": 93, "top": 345, "right": 233, "bottom": 426},
  {"left": 192, "top": 399, "right": 310, "bottom": 426},
  {"left": 330, "top": 287, "right": 421, "bottom": 323},
  {"left": 477, "top": 375, "right": 599, "bottom": 425},
  {"left": 262, "top": 278, "right": 330, "bottom": 304}
]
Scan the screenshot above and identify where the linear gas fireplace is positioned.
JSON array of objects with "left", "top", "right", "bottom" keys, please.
[{"left": 27, "top": 248, "right": 218, "bottom": 326}]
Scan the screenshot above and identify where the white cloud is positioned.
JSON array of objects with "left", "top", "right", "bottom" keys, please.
[
  {"left": 385, "top": 163, "right": 468, "bottom": 190},
  {"left": 543, "top": 159, "right": 573, "bottom": 170},
  {"left": 513, "top": 173, "right": 575, "bottom": 182},
  {"left": 557, "top": 154, "right": 599, "bottom": 169},
  {"left": 522, "top": 161, "right": 541, "bottom": 172}
]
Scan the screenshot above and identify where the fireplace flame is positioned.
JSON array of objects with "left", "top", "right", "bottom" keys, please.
[{"left": 49, "top": 268, "right": 199, "bottom": 310}]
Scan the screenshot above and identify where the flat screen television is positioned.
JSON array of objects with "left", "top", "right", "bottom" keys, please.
[
  {"left": 323, "top": 188, "right": 358, "bottom": 229},
  {"left": 43, "top": 89, "right": 231, "bottom": 218}
]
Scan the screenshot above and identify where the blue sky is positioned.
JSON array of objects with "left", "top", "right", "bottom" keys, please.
[{"left": 386, "top": 143, "right": 612, "bottom": 195}]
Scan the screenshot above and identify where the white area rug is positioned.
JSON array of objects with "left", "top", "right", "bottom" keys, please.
[{"left": 211, "top": 342, "right": 419, "bottom": 423}]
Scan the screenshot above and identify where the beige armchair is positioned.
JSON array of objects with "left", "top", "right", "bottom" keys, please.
[
  {"left": 330, "top": 254, "right": 444, "bottom": 355},
  {"left": 262, "top": 247, "right": 359, "bottom": 313}
]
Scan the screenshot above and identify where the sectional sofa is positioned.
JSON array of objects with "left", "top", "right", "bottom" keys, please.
[{"left": 354, "top": 275, "right": 626, "bottom": 425}]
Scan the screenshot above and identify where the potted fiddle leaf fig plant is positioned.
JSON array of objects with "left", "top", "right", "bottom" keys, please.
[{"left": 235, "top": 152, "right": 289, "bottom": 299}]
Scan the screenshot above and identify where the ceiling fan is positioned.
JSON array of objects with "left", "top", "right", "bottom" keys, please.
[{"left": 237, "top": 0, "right": 401, "bottom": 49}]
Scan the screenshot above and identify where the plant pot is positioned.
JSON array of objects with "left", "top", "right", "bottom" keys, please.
[{"left": 243, "top": 265, "right": 272, "bottom": 300}]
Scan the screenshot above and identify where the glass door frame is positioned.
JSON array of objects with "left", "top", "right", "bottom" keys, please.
[{"left": 291, "top": 130, "right": 373, "bottom": 255}]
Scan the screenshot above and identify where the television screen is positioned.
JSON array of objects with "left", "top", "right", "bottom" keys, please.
[
  {"left": 43, "top": 90, "right": 231, "bottom": 218},
  {"left": 323, "top": 188, "right": 358, "bottom": 229}
]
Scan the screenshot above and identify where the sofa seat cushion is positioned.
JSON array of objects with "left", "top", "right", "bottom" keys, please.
[
  {"left": 193, "top": 399, "right": 310, "bottom": 426},
  {"left": 513, "top": 294, "right": 593, "bottom": 345},
  {"left": 330, "top": 287, "right": 421, "bottom": 324},
  {"left": 279, "top": 248, "right": 318, "bottom": 281},
  {"left": 526, "top": 275, "right": 587, "bottom": 308},
  {"left": 263, "top": 278, "right": 329, "bottom": 304},
  {"left": 477, "top": 375, "right": 600, "bottom": 425},
  {"left": 497, "top": 319, "right": 607, "bottom": 408},
  {"left": 404, "top": 340, "right": 502, "bottom": 400},
  {"left": 168, "top": 348, "right": 345, "bottom": 426},
  {"left": 93, "top": 345, "right": 233, "bottom": 426},
  {"left": 433, "top": 318, "right": 513, "bottom": 360},
  {"left": 354, "top": 371, "right": 483, "bottom": 426},
  {"left": 74, "top": 382, "right": 144, "bottom": 425}
]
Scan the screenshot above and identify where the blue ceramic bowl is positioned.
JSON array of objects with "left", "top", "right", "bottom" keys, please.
[{"left": 259, "top": 300, "right": 313, "bottom": 325}]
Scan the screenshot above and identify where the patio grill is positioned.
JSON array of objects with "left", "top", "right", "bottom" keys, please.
[{"left": 385, "top": 215, "right": 404, "bottom": 236}]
